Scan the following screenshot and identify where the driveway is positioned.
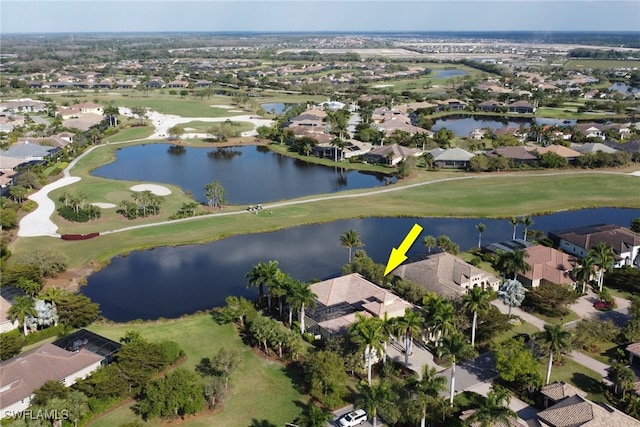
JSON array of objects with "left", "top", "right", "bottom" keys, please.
[{"left": 439, "top": 352, "right": 497, "bottom": 398}]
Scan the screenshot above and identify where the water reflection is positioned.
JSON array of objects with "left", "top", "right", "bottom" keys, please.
[
  {"left": 82, "top": 208, "right": 640, "bottom": 322},
  {"left": 93, "top": 144, "right": 391, "bottom": 205}
]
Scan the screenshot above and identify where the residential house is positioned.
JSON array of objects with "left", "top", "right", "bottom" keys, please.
[
  {"left": 519, "top": 245, "right": 577, "bottom": 288},
  {"left": 438, "top": 99, "right": 468, "bottom": 110},
  {"left": 534, "top": 145, "right": 582, "bottom": 164},
  {"left": 0, "top": 296, "right": 19, "bottom": 334},
  {"left": 167, "top": 80, "right": 189, "bottom": 88},
  {"left": 0, "top": 142, "right": 60, "bottom": 163},
  {"left": 507, "top": 100, "right": 536, "bottom": 114},
  {"left": 477, "top": 100, "right": 503, "bottom": 112},
  {"left": 486, "top": 146, "right": 538, "bottom": 166},
  {"left": 431, "top": 147, "right": 475, "bottom": 169},
  {"left": 194, "top": 79, "right": 212, "bottom": 88},
  {"left": 469, "top": 128, "right": 487, "bottom": 140},
  {"left": 145, "top": 79, "right": 165, "bottom": 89},
  {"left": 0, "top": 343, "right": 103, "bottom": 414},
  {"left": 492, "top": 126, "right": 528, "bottom": 143},
  {"left": 536, "top": 381, "right": 640, "bottom": 427},
  {"left": 548, "top": 224, "right": 640, "bottom": 268},
  {"left": 394, "top": 252, "right": 501, "bottom": 299},
  {"left": 363, "top": 143, "right": 422, "bottom": 166},
  {"left": 305, "top": 273, "right": 414, "bottom": 339},
  {"left": 573, "top": 142, "right": 618, "bottom": 154},
  {"left": 575, "top": 123, "right": 605, "bottom": 140}
]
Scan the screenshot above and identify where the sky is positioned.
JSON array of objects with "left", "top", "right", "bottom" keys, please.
[{"left": 1, "top": 0, "right": 639, "bottom": 34}]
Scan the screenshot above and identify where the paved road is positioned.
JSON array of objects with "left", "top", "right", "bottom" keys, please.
[{"left": 330, "top": 405, "right": 379, "bottom": 427}]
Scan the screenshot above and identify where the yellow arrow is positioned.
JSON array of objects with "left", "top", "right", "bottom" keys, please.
[{"left": 384, "top": 223, "right": 423, "bottom": 276}]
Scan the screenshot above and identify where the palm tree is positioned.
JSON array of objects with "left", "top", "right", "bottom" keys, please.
[
  {"left": 496, "top": 249, "right": 531, "bottom": 280},
  {"left": 40, "top": 287, "right": 66, "bottom": 310},
  {"left": 509, "top": 217, "right": 519, "bottom": 240},
  {"left": 410, "top": 365, "right": 447, "bottom": 427},
  {"left": 610, "top": 363, "right": 637, "bottom": 398},
  {"left": 521, "top": 216, "right": 534, "bottom": 242},
  {"left": 462, "top": 287, "right": 491, "bottom": 347},
  {"left": 245, "top": 260, "right": 281, "bottom": 310},
  {"left": 356, "top": 380, "right": 391, "bottom": 427},
  {"left": 287, "top": 280, "right": 317, "bottom": 335},
  {"left": 339, "top": 230, "right": 364, "bottom": 263},
  {"left": 396, "top": 308, "right": 423, "bottom": 368},
  {"left": 475, "top": 223, "right": 487, "bottom": 248},
  {"left": 466, "top": 384, "right": 517, "bottom": 427},
  {"left": 424, "top": 294, "right": 455, "bottom": 344},
  {"left": 423, "top": 235, "right": 437, "bottom": 253},
  {"left": 536, "top": 323, "right": 572, "bottom": 385},
  {"left": 438, "top": 331, "right": 478, "bottom": 405},
  {"left": 296, "top": 404, "right": 333, "bottom": 427},
  {"left": 588, "top": 242, "right": 615, "bottom": 292},
  {"left": 573, "top": 256, "right": 595, "bottom": 294},
  {"left": 350, "top": 314, "right": 385, "bottom": 385},
  {"left": 8, "top": 296, "right": 36, "bottom": 335}
]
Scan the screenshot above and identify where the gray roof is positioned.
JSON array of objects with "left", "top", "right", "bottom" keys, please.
[
  {"left": 432, "top": 147, "right": 474, "bottom": 162},
  {"left": 0, "top": 143, "right": 58, "bottom": 159},
  {"left": 573, "top": 143, "right": 618, "bottom": 154}
]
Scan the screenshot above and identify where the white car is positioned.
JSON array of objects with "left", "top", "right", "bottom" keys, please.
[{"left": 336, "top": 409, "right": 367, "bottom": 426}]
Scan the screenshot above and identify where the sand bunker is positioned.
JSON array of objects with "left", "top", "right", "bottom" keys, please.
[
  {"left": 91, "top": 202, "right": 116, "bottom": 208},
  {"left": 630, "top": 171, "right": 640, "bottom": 177},
  {"left": 130, "top": 184, "right": 172, "bottom": 196}
]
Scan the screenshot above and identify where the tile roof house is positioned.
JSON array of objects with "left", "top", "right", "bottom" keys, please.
[
  {"left": 0, "top": 343, "right": 103, "bottom": 414},
  {"left": 486, "top": 146, "right": 538, "bottom": 165},
  {"left": 537, "top": 382, "right": 640, "bottom": 427},
  {"left": 305, "top": 273, "right": 414, "bottom": 338},
  {"left": 363, "top": 144, "right": 422, "bottom": 166},
  {"left": 575, "top": 124, "right": 605, "bottom": 141},
  {"left": 478, "top": 99, "right": 503, "bottom": 112},
  {"left": 508, "top": 100, "right": 536, "bottom": 113},
  {"left": 534, "top": 145, "right": 583, "bottom": 163},
  {"left": 393, "top": 252, "right": 501, "bottom": 299},
  {"left": 548, "top": 224, "right": 640, "bottom": 268},
  {"left": 519, "top": 245, "right": 578, "bottom": 288}
]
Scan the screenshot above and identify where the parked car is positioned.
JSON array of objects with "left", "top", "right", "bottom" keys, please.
[{"left": 337, "top": 409, "right": 367, "bottom": 426}]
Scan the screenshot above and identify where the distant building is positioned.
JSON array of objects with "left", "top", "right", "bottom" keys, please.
[{"left": 548, "top": 224, "right": 640, "bottom": 268}]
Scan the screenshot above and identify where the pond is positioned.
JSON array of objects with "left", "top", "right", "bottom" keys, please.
[
  {"left": 432, "top": 116, "right": 576, "bottom": 137},
  {"left": 434, "top": 69, "right": 468, "bottom": 79},
  {"left": 609, "top": 82, "right": 640, "bottom": 95},
  {"left": 81, "top": 208, "right": 640, "bottom": 322},
  {"left": 260, "top": 102, "right": 292, "bottom": 115},
  {"left": 92, "top": 144, "right": 394, "bottom": 204}
]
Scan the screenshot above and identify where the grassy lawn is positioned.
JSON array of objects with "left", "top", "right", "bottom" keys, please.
[
  {"left": 106, "top": 126, "right": 155, "bottom": 142},
  {"left": 180, "top": 120, "right": 254, "bottom": 133},
  {"left": 528, "top": 309, "right": 580, "bottom": 325},
  {"left": 545, "top": 357, "right": 606, "bottom": 403},
  {"left": 87, "top": 314, "right": 308, "bottom": 427},
  {"left": 564, "top": 59, "right": 640, "bottom": 70},
  {"left": 9, "top": 163, "right": 640, "bottom": 269}
]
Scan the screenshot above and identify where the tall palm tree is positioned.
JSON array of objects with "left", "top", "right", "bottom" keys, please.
[
  {"left": 423, "top": 235, "right": 437, "bottom": 253},
  {"left": 509, "top": 217, "right": 519, "bottom": 240},
  {"left": 610, "top": 363, "right": 637, "bottom": 398},
  {"left": 245, "top": 260, "right": 281, "bottom": 310},
  {"left": 287, "top": 280, "right": 317, "bottom": 335},
  {"left": 588, "top": 242, "right": 615, "bottom": 292},
  {"left": 466, "top": 384, "right": 517, "bottom": 427},
  {"left": 573, "top": 256, "right": 595, "bottom": 294},
  {"left": 339, "top": 230, "right": 364, "bottom": 263},
  {"left": 396, "top": 308, "right": 423, "bottom": 368},
  {"left": 536, "top": 323, "right": 572, "bottom": 385},
  {"left": 356, "top": 380, "right": 391, "bottom": 427},
  {"left": 462, "top": 287, "right": 491, "bottom": 347},
  {"left": 350, "top": 314, "right": 385, "bottom": 385},
  {"left": 8, "top": 296, "right": 36, "bottom": 335},
  {"left": 521, "top": 216, "right": 534, "bottom": 242},
  {"left": 496, "top": 249, "right": 531, "bottom": 280},
  {"left": 424, "top": 294, "right": 455, "bottom": 344},
  {"left": 410, "top": 366, "right": 447, "bottom": 427},
  {"left": 438, "top": 331, "right": 478, "bottom": 405},
  {"left": 475, "top": 223, "right": 487, "bottom": 248}
]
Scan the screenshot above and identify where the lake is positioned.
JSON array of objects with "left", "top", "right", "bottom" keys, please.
[
  {"left": 82, "top": 208, "right": 640, "bottom": 321},
  {"left": 609, "top": 82, "right": 640, "bottom": 95},
  {"left": 432, "top": 116, "right": 575, "bottom": 137},
  {"left": 92, "top": 144, "right": 394, "bottom": 204},
  {"left": 434, "top": 69, "right": 468, "bottom": 79}
]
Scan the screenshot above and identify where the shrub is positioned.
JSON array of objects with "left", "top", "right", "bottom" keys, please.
[
  {"left": 22, "top": 200, "right": 38, "bottom": 212},
  {"left": 61, "top": 233, "right": 100, "bottom": 241}
]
